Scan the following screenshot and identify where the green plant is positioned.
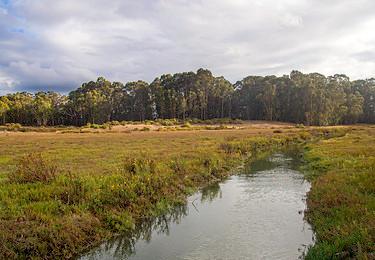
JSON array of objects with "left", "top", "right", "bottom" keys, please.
[
  {"left": 55, "top": 172, "right": 87, "bottom": 205},
  {"left": 8, "top": 153, "right": 58, "bottom": 183}
]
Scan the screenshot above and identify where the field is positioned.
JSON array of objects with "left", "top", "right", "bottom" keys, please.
[
  {"left": 0, "top": 121, "right": 373, "bottom": 259},
  {"left": 304, "top": 126, "right": 375, "bottom": 259}
]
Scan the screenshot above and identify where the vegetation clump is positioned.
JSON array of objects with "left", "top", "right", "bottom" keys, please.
[
  {"left": 5, "top": 123, "right": 22, "bottom": 131},
  {"left": 8, "top": 153, "right": 58, "bottom": 184}
]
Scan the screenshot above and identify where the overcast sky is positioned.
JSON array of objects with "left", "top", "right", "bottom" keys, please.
[{"left": 1, "top": 0, "right": 375, "bottom": 94}]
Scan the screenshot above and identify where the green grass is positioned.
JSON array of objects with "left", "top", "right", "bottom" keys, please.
[
  {"left": 0, "top": 125, "right": 352, "bottom": 258},
  {"left": 303, "top": 127, "right": 375, "bottom": 259}
]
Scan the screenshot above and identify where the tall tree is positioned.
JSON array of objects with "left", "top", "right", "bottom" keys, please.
[
  {"left": 32, "top": 92, "right": 53, "bottom": 126},
  {"left": 0, "top": 97, "right": 10, "bottom": 125}
]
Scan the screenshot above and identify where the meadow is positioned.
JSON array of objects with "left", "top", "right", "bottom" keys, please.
[
  {"left": 303, "top": 126, "right": 375, "bottom": 259},
  {"left": 0, "top": 121, "right": 372, "bottom": 259}
]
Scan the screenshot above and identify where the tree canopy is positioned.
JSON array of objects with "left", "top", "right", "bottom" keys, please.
[{"left": 1, "top": 69, "right": 374, "bottom": 126}]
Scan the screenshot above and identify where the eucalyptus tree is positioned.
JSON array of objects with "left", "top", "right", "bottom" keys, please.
[
  {"left": 6, "top": 92, "right": 34, "bottom": 125},
  {"left": 32, "top": 92, "right": 53, "bottom": 126},
  {"left": 0, "top": 96, "right": 10, "bottom": 125},
  {"left": 126, "top": 80, "right": 153, "bottom": 121},
  {"left": 353, "top": 79, "right": 375, "bottom": 123},
  {"left": 0, "top": 69, "right": 374, "bottom": 126}
]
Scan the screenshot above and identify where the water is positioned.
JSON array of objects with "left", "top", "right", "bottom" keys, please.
[{"left": 81, "top": 153, "right": 314, "bottom": 260}]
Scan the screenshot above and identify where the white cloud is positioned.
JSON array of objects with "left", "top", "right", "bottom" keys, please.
[{"left": 0, "top": 0, "right": 375, "bottom": 93}]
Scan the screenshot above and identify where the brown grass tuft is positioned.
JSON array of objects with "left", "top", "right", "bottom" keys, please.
[{"left": 8, "top": 153, "right": 58, "bottom": 183}]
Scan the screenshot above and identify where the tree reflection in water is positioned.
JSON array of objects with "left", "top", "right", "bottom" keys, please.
[
  {"left": 84, "top": 183, "right": 223, "bottom": 259},
  {"left": 200, "top": 182, "right": 222, "bottom": 203}
]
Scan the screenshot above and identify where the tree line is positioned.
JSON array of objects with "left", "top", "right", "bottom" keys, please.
[{"left": 0, "top": 68, "right": 374, "bottom": 126}]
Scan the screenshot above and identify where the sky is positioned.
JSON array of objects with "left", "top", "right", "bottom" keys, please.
[{"left": 0, "top": 0, "right": 375, "bottom": 94}]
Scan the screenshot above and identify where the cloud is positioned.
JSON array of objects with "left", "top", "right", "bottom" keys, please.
[{"left": 0, "top": 0, "right": 375, "bottom": 93}]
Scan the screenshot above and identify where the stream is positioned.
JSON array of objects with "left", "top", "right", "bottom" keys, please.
[{"left": 81, "top": 152, "right": 314, "bottom": 260}]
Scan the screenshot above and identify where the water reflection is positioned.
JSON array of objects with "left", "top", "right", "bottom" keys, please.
[
  {"left": 83, "top": 203, "right": 189, "bottom": 259},
  {"left": 83, "top": 184, "right": 224, "bottom": 260},
  {"left": 200, "top": 182, "right": 222, "bottom": 203},
  {"left": 81, "top": 152, "right": 314, "bottom": 260}
]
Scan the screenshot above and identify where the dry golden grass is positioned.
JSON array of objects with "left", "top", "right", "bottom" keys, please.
[{"left": 0, "top": 121, "right": 300, "bottom": 178}]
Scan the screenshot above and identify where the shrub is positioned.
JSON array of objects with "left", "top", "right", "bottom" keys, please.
[
  {"left": 104, "top": 211, "right": 134, "bottom": 232},
  {"left": 155, "top": 118, "right": 180, "bottom": 126},
  {"left": 102, "top": 123, "right": 111, "bottom": 130},
  {"left": 109, "top": 121, "right": 121, "bottom": 126},
  {"left": 298, "top": 131, "right": 312, "bottom": 140},
  {"left": 55, "top": 173, "right": 87, "bottom": 205},
  {"left": 181, "top": 122, "right": 192, "bottom": 128},
  {"left": 202, "top": 156, "right": 223, "bottom": 177},
  {"left": 144, "top": 120, "right": 154, "bottom": 125},
  {"left": 85, "top": 123, "right": 111, "bottom": 130},
  {"left": 220, "top": 142, "right": 238, "bottom": 154},
  {"left": 189, "top": 118, "right": 203, "bottom": 124},
  {"left": 5, "top": 123, "right": 22, "bottom": 131},
  {"left": 123, "top": 154, "right": 156, "bottom": 175},
  {"left": 273, "top": 129, "right": 283, "bottom": 133},
  {"left": 8, "top": 153, "right": 58, "bottom": 183},
  {"left": 169, "top": 156, "right": 188, "bottom": 175},
  {"left": 140, "top": 126, "right": 150, "bottom": 131}
]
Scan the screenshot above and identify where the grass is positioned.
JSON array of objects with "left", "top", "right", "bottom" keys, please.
[
  {"left": 0, "top": 122, "right": 357, "bottom": 258},
  {"left": 8, "top": 153, "right": 58, "bottom": 184},
  {"left": 303, "top": 127, "right": 375, "bottom": 259}
]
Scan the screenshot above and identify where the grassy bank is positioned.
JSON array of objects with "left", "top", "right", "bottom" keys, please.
[
  {"left": 0, "top": 123, "right": 348, "bottom": 258},
  {"left": 304, "top": 126, "right": 375, "bottom": 259}
]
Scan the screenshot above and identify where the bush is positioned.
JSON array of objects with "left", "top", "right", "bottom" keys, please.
[
  {"left": 181, "top": 122, "right": 192, "bottom": 128},
  {"left": 85, "top": 123, "right": 111, "bottom": 130},
  {"left": 102, "top": 123, "right": 112, "bottom": 130},
  {"left": 169, "top": 156, "right": 189, "bottom": 175},
  {"left": 104, "top": 211, "right": 134, "bottom": 232},
  {"left": 155, "top": 118, "right": 180, "bottom": 126},
  {"left": 5, "top": 123, "right": 22, "bottom": 131},
  {"left": 140, "top": 126, "right": 150, "bottom": 131},
  {"left": 123, "top": 154, "right": 157, "bottom": 175},
  {"left": 298, "top": 131, "right": 312, "bottom": 140},
  {"left": 55, "top": 173, "right": 87, "bottom": 205},
  {"left": 8, "top": 153, "right": 58, "bottom": 183},
  {"left": 109, "top": 121, "right": 121, "bottom": 126},
  {"left": 201, "top": 156, "right": 223, "bottom": 177}
]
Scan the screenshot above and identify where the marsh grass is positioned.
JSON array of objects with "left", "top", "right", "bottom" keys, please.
[
  {"left": 0, "top": 125, "right": 360, "bottom": 259},
  {"left": 303, "top": 128, "right": 375, "bottom": 259},
  {"left": 8, "top": 153, "right": 58, "bottom": 184}
]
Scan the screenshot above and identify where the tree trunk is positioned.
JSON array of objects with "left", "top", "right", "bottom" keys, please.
[{"left": 221, "top": 98, "right": 224, "bottom": 118}]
